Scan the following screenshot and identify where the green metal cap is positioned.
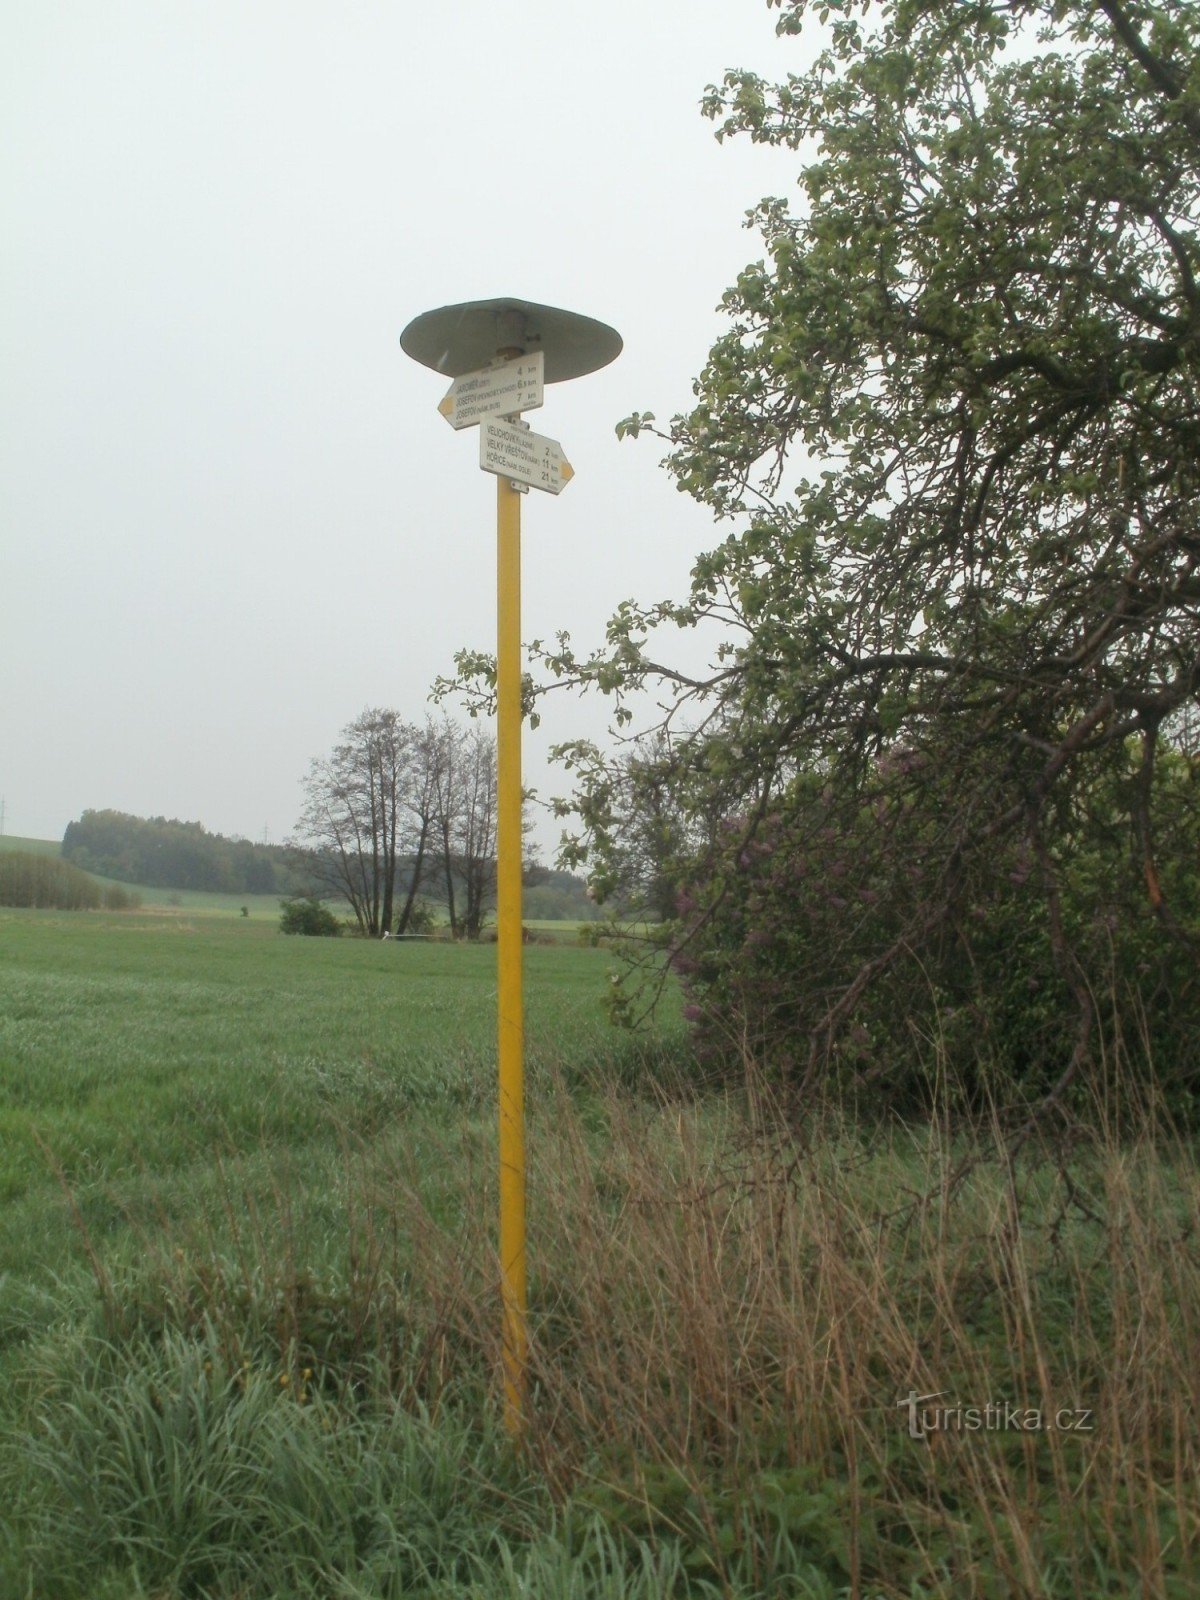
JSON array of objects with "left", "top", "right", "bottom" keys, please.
[{"left": 401, "top": 296, "right": 622, "bottom": 383}]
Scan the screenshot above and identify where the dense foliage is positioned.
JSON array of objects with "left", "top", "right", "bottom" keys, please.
[
  {"left": 63, "top": 810, "right": 297, "bottom": 896},
  {"left": 0, "top": 850, "right": 139, "bottom": 911},
  {"left": 277, "top": 895, "right": 343, "bottom": 937},
  {"left": 516, "top": 0, "right": 1200, "bottom": 1113}
]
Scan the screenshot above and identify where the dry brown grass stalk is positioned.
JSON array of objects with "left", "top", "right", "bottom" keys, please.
[
  {"left": 387, "top": 1082, "right": 1198, "bottom": 1590},
  {"left": 78, "top": 1073, "right": 1198, "bottom": 1594}
]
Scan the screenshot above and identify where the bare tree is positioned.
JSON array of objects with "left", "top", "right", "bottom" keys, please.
[
  {"left": 294, "top": 710, "right": 506, "bottom": 940},
  {"left": 391, "top": 716, "right": 447, "bottom": 934},
  {"left": 430, "top": 719, "right": 499, "bottom": 939},
  {"left": 292, "top": 708, "right": 411, "bottom": 938},
  {"left": 455, "top": 722, "right": 498, "bottom": 940}
]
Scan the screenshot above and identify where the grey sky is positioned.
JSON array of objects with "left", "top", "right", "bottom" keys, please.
[{"left": 2, "top": 1, "right": 809, "bottom": 857}]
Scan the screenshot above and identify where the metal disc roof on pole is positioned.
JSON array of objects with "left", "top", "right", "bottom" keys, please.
[{"left": 400, "top": 297, "right": 622, "bottom": 383}]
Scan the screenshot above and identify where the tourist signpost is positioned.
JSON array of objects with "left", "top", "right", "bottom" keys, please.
[{"left": 400, "top": 298, "right": 621, "bottom": 1437}]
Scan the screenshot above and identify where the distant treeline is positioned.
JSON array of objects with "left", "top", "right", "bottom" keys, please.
[
  {"left": 0, "top": 851, "right": 141, "bottom": 911},
  {"left": 522, "top": 864, "right": 602, "bottom": 923},
  {"left": 61, "top": 810, "right": 303, "bottom": 895},
  {"left": 58, "top": 809, "right": 600, "bottom": 919}
]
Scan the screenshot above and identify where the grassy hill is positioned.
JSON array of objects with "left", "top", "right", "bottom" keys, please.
[
  {"left": 0, "top": 834, "right": 61, "bottom": 859},
  {"left": 0, "top": 835, "right": 287, "bottom": 919}
]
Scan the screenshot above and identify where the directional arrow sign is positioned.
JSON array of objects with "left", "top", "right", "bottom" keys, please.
[
  {"left": 479, "top": 417, "right": 574, "bottom": 495},
  {"left": 438, "top": 351, "right": 544, "bottom": 429}
]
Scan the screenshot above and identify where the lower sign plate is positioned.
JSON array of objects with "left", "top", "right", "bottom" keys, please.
[{"left": 479, "top": 418, "right": 574, "bottom": 495}]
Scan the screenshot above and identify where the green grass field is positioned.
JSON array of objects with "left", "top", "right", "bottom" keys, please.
[
  {"left": 0, "top": 909, "right": 642, "bottom": 1282},
  {"left": 0, "top": 910, "right": 698, "bottom": 1598},
  {"left": 1, "top": 908, "right": 1196, "bottom": 1598}
]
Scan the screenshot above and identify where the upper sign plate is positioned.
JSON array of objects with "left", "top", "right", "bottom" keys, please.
[{"left": 438, "top": 351, "right": 544, "bottom": 430}]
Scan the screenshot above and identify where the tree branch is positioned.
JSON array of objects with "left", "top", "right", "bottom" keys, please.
[{"left": 1096, "top": 0, "right": 1200, "bottom": 144}]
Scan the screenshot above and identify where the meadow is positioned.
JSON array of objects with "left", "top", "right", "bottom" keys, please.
[
  {"left": 0, "top": 909, "right": 630, "bottom": 1279},
  {"left": 0, "top": 907, "right": 1197, "bottom": 1598}
]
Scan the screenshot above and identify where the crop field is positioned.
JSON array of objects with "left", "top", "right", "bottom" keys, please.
[{"left": 1, "top": 908, "right": 1197, "bottom": 1598}]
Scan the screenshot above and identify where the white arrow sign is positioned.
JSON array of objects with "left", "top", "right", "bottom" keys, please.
[
  {"left": 479, "top": 417, "right": 574, "bottom": 495},
  {"left": 438, "top": 351, "right": 544, "bottom": 429}
]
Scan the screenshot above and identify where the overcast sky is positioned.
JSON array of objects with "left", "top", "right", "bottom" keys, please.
[{"left": 2, "top": 1, "right": 813, "bottom": 858}]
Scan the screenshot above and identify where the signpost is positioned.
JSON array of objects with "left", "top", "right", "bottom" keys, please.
[
  {"left": 438, "top": 351, "right": 544, "bottom": 430},
  {"left": 401, "top": 297, "right": 621, "bottom": 1440}
]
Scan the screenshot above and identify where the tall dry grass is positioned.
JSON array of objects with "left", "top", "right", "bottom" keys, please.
[{"left": 62, "top": 1068, "right": 1198, "bottom": 1596}]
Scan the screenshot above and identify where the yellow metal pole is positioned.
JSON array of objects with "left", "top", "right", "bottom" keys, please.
[{"left": 496, "top": 469, "right": 527, "bottom": 1437}]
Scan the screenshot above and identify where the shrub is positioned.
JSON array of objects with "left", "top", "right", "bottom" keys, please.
[
  {"left": 0, "top": 852, "right": 102, "bottom": 910},
  {"left": 403, "top": 900, "right": 436, "bottom": 936},
  {"left": 670, "top": 745, "right": 1200, "bottom": 1119},
  {"left": 278, "top": 896, "right": 342, "bottom": 937},
  {"left": 102, "top": 884, "right": 142, "bottom": 911}
]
